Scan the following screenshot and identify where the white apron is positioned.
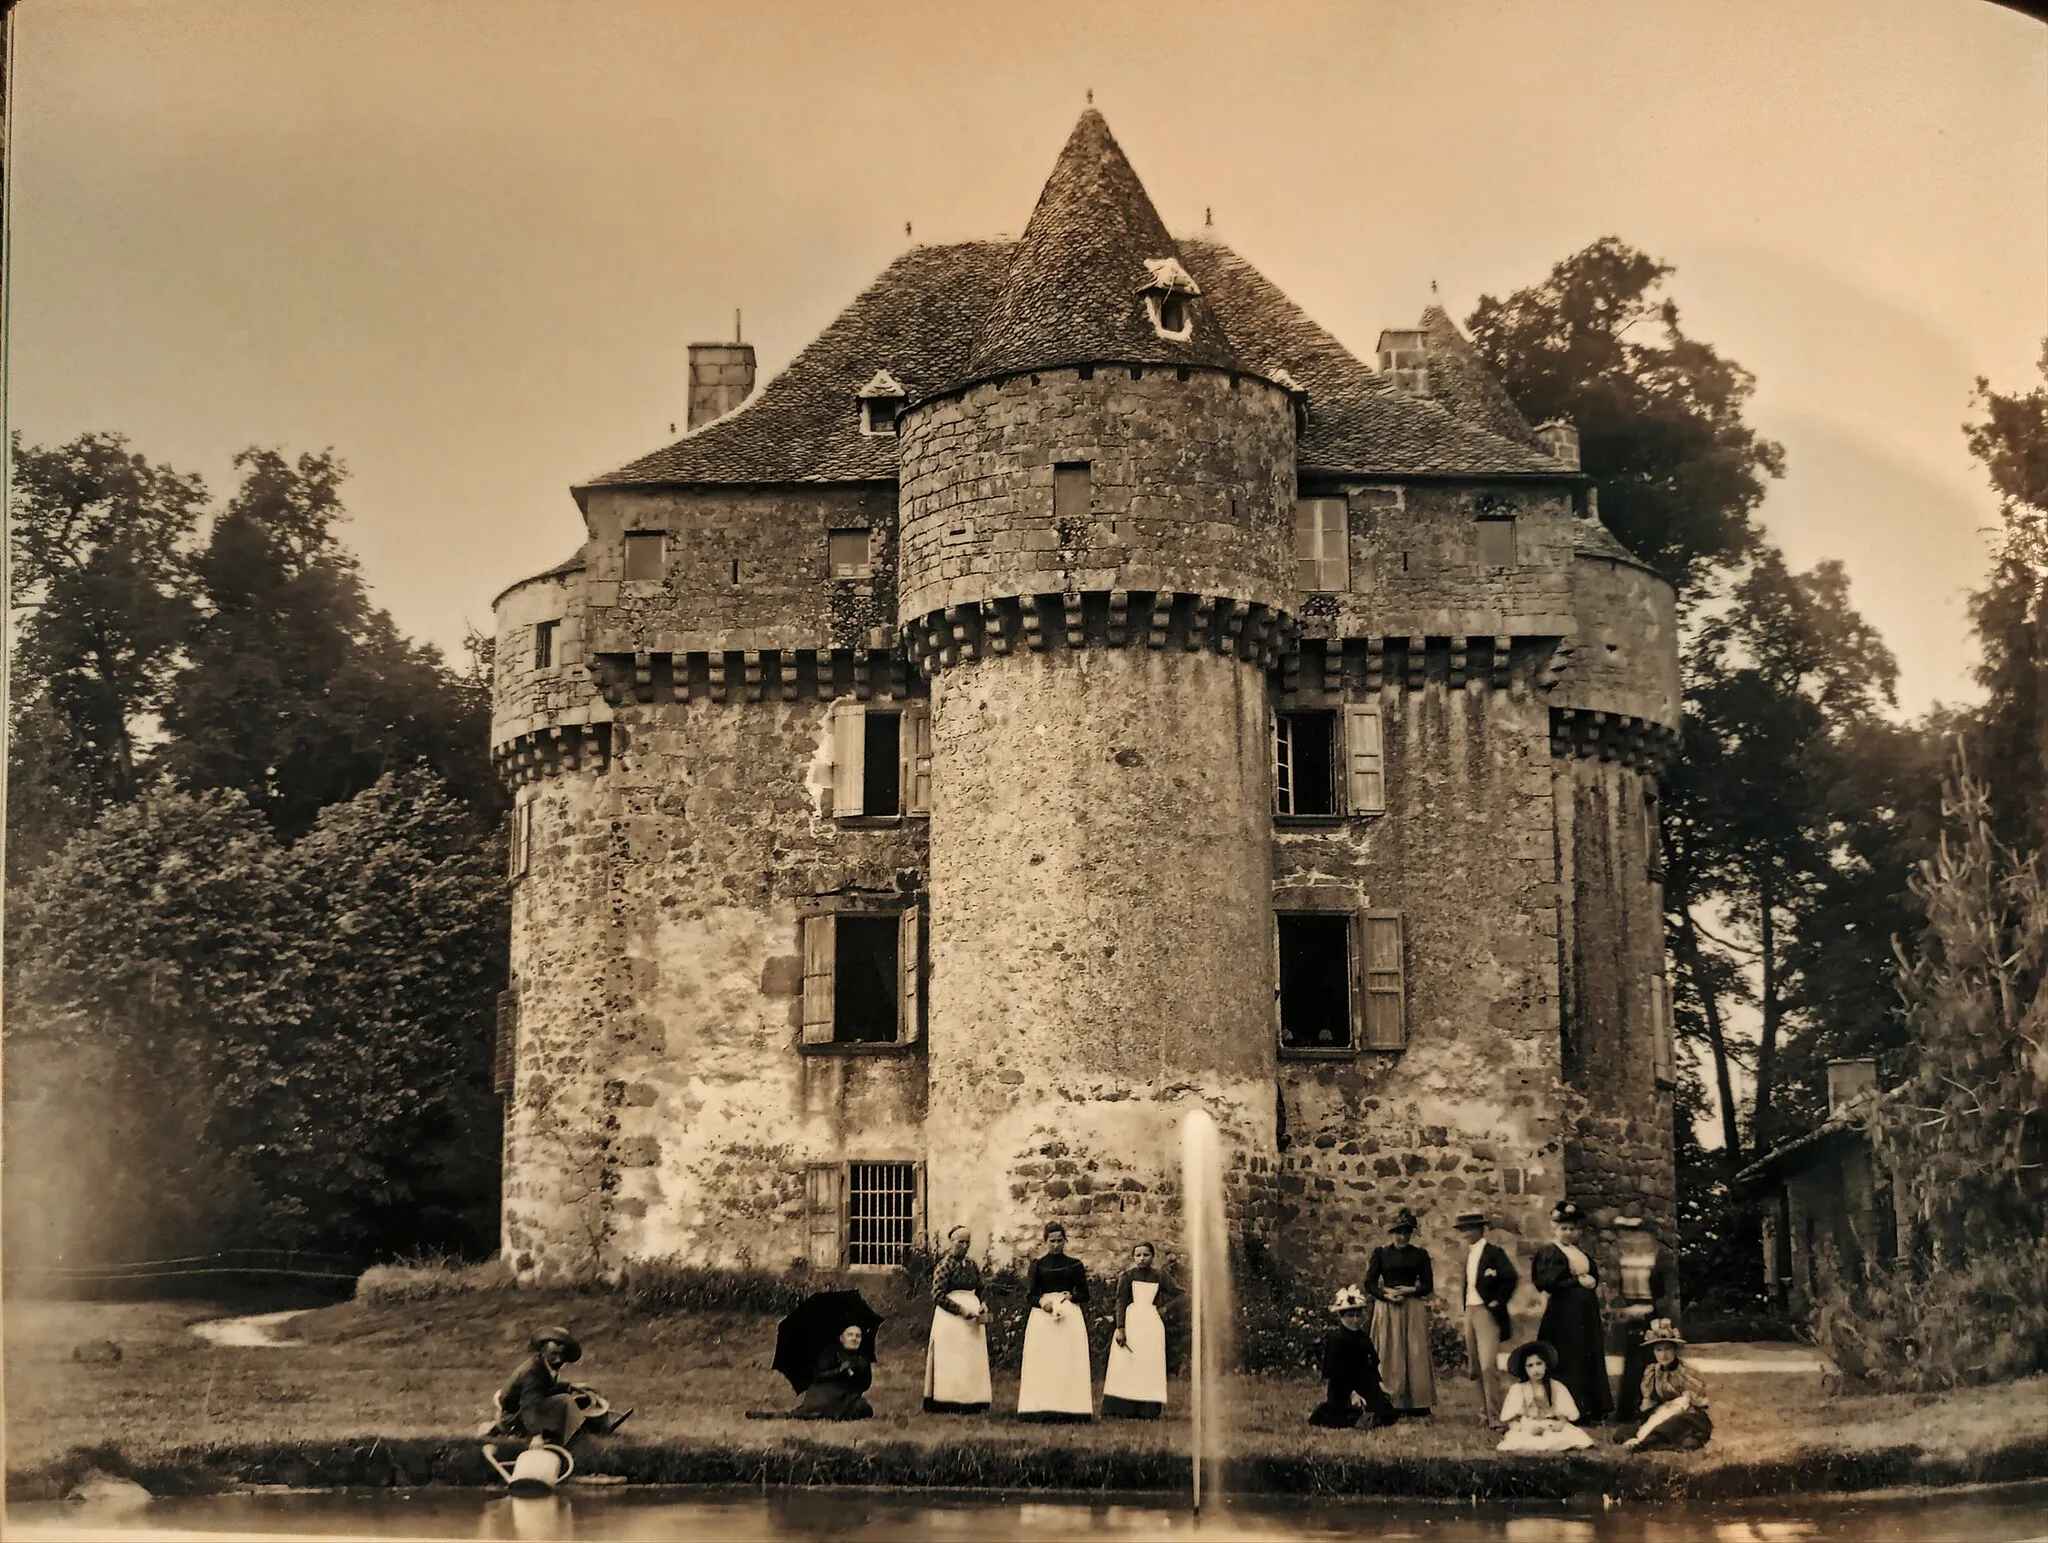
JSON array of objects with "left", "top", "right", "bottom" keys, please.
[
  {"left": 1101, "top": 1279, "right": 1168, "bottom": 1409},
  {"left": 923, "top": 1291, "right": 993, "bottom": 1410},
  {"left": 1016, "top": 1293, "right": 1094, "bottom": 1419}
]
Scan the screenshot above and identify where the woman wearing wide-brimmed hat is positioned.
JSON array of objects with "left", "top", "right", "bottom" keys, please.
[
  {"left": 1616, "top": 1320, "right": 1713, "bottom": 1452},
  {"left": 1308, "top": 1286, "right": 1397, "bottom": 1429},
  {"left": 1495, "top": 1340, "right": 1595, "bottom": 1452},
  {"left": 488, "top": 1326, "right": 632, "bottom": 1447},
  {"left": 1364, "top": 1208, "right": 1436, "bottom": 1417},
  {"left": 1531, "top": 1201, "right": 1612, "bottom": 1423},
  {"left": 924, "top": 1226, "right": 993, "bottom": 1414}
]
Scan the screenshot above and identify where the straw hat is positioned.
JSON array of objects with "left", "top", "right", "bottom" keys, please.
[
  {"left": 1507, "top": 1340, "right": 1561, "bottom": 1382},
  {"left": 1453, "top": 1210, "right": 1489, "bottom": 1231},
  {"left": 530, "top": 1326, "right": 582, "bottom": 1363},
  {"left": 1642, "top": 1318, "right": 1686, "bottom": 1347},
  {"left": 1329, "top": 1285, "right": 1369, "bottom": 1314}
]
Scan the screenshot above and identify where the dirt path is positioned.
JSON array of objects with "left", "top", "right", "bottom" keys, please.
[{"left": 189, "top": 1308, "right": 309, "bottom": 1347}]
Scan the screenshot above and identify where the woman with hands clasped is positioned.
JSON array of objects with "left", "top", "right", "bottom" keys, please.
[
  {"left": 924, "top": 1225, "right": 994, "bottom": 1414},
  {"left": 1016, "top": 1221, "right": 1094, "bottom": 1422},
  {"left": 1364, "top": 1208, "right": 1436, "bottom": 1417}
]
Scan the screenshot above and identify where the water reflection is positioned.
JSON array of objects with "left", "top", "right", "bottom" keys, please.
[{"left": 7, "top": 1481, "right": 2048, "bottom": 1543}]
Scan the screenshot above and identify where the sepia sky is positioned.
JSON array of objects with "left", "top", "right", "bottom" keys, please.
[{"left": 7, "top": 0, "right": 2044, "bottom": 714}]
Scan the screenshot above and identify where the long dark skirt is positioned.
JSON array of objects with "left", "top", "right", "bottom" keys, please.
[{"left": 1537, "top": 1284, "right": 1612, "bottom": 1422}]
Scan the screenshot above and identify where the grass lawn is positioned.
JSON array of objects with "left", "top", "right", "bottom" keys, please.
[{"left": 7, "top": 1292, "right": 2048, "bottom": 1495}]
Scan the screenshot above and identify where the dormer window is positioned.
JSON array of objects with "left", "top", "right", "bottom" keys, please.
[
  {"left": 858, "top": 369, "right": 908, "bottom": 437},
  {"left": 1138, "top": 257, "right": 1200, "bottom": 343}
]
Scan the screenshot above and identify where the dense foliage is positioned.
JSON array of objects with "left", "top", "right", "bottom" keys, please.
[{"left": 4, "top": 434, "right": 507, "bottom": 1264}]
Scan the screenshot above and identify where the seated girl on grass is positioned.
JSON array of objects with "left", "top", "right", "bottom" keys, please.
[
  {"left": 1615, "top": 1320, "right": 1711, "bottom": 1452},
  {"left": 1495, "top": 1340, "right": 1594, "bottom": 1452}
]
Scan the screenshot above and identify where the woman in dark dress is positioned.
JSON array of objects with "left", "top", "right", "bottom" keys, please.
[
  {"left": 791, "top": 1325, "right": 875, "bottom": 1421},
  {"left": 1531, "top": 1201, "right": 1612, "bottom": 1424},
  {"left": 1101, "top": 1241, "right": 1178, "bottom": 1419},
  {"left": 1364, "top": 1208, "right": 1436, "bottom": 1416},
  {"left": 1308, "top": 1286, "right": 1398, "bottom": 1429},
  {"left": 1016, "top": 1222, "right": 1093, "bottom": 1421}
]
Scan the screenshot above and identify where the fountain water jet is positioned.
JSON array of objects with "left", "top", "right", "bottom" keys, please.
[{"left": 1179, "top": 1108, "right": 1234, "bottom": 1516}]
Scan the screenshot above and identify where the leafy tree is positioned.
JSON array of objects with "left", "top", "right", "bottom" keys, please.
[
  {"left": 1467, "top": 238, "right": 1785, "bottom": 592},
  {"left": 6, "top": 433, "right": 207, "bottom": 863},
  {"left": 1962, "top": 345, "right": 2048, "bottom": 855},
  {"left": 158, "top": 448, "right": 499, "bottom": 839}
]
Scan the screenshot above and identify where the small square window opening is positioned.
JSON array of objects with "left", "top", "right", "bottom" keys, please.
[
  {"left": 833, "top": 915, "right": 901, "bottom": 1044},
  {"left": 533, "top": 619, "right": 559, "bottom": 670},
  {"left": 1293, "top": 499, "right": 1349, "bottom": 592},
  {"left": 846, "top": 1161, "right": 918, "bottom": 1266},
  {"left": 829, "top": 528, "right": 873, "bottom": 580},
  {"left": 1054, "top": 463, "right": 1091, "bottom": 522},
  {"left": 1275, "top": 711, "right": 1338, "bottom": 816},
  {"left": 1279, "top": 913, "right": 1352, "bottom": 1050},
  {"left": 623, "top": 531, "right": 667, "bottom": 582},
  {"left": 862, "top": 398, "right": 900, "bottom": 436},
  {"left": 1477, "top": 517, "right": 1516, "bottom": 567}
]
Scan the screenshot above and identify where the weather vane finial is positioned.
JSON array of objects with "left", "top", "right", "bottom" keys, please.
[
  {"left": 906, "top": 221, "right": 913, "bottom": 240},
  {"left": 1430, "top": 278, "right": 1439, "bottom": 295},
  {"left": 1086, "top": 88, "right": 1093, "bottom": 106}
]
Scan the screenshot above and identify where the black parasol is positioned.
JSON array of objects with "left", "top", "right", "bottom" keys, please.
[{"left": 773, "top": 1289, "right": 884, "bottom": 1392}]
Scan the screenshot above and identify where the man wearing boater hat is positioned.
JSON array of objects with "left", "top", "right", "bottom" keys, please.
[
  {"left": 1453, "top": 1211, "right": 1519, "bottom": 1428},
  {"left": 491, "top": 1325, "right": 633, "bottom": 1447}
]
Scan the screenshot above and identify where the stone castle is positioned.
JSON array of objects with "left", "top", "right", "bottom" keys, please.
[{"left": 489, "top": 111, "right": 1679, "bottom": 1289}]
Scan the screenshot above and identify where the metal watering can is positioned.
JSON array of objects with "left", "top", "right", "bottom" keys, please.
[{"left": 483, "top": 1441, "right": 574, "bottom": 1495}]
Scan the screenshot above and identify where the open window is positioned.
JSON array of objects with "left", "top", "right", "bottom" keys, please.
[
  {"left": 507, "top": 799, "right": 531, "bottom": 880},
  {"left": 830, "top": 702, "right": 930, "bottom": 819},
  {"left": 534, "top": 619, "right": 559, "bottom": 669},
  {"left": 622, "top": 531, "right": 667, "bottom": 582},
  {"left": 804, "top": 1160, "right": 926, "bottom": 1269},
  {"left": 1138, "top": 256, "right": 1200, "bottom": 342},
  {"left": 1277, "top": 912, "right": 1353, "bottom": 1050},
  {"left": 858, "top": 369, "right": 907, "bottom": 437},
  {"left": 801, "top": 904, "right": 923, "bottom": 1048},
  {"left": 1274, "top": 704, "right": 1383, "bottom": 818},
  {"left": 1293, "top": 498, "right": 1349, "bottom": 592}
]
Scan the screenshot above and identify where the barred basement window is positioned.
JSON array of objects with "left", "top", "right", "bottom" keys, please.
[
  {"left": 534, "top": 619, "right": 559, "bottom": 669},
  {"left": 622, "top": 531, "right": 667, "bottom": 581},
  {"left": 847, "top": 1161, "right": 919, "bottom": 1266},
  {"left": 1477, "top": 516, "right": 1517, "bottom": 568},
  {"left": 1293, "top": 498, "right": 1349, "bottom": 592}
]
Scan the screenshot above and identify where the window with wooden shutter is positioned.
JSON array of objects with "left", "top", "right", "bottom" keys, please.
[
  {"left": 1650, "top": 973, "right": 1674, "bottom": 1088},
  {"left": 507, "top": 801, "right": 530, "bottom": 881},
  {"left": 493, "top": 988, "right": 519, "bottom": 1096},
  {"left": 1362, "top": 910, "right": 1407, "bottom": 1050},
  {"left": 1277, "top": 912, "right": 1353, "bottom": 1050},
  {"left": 802, "top": 915, "right": 836, "bottom": 1045},
  {"left": 805, "top": 1163, "right": 843, "bottom": 1270},
  {"left": 1344, "top": 705, "right": 1385, "bottom": 814},
  {"left": 902, "top": 706, "right": 932, "bottom": 817},
  {"left": 1274, "top": 712, "right": 1337, "bottom": 816},
  {"left": 831, "top": 704, "right": 866, "bottom": 817},
  {"left": 1293, "top": 498, "right": 1349, "bottom": 592},
  {"left": 898, "top": 904, "right": 922, "bottom": 1043},
  {"left": 863, "top": 711, "right": 902, "bottom": 816}
]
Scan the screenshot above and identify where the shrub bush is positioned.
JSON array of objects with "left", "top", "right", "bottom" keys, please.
[
  {"left": 354, "top": 1254, "right": 511, "bottom": 1305},
  {"left": 1813, "top": 1237, "right": 2048, "bottom": 1392}
]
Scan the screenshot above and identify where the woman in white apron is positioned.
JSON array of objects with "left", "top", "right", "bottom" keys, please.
[
  {"left": 1016, "top": 1222, "right": 1093, "bottom": 1422},
  {"left": 1100, "top": 1241, "right": 1177, "bottom": 1419},
  {"left": 923, "top": 1226, "right": 993, "bottom": 1413}
]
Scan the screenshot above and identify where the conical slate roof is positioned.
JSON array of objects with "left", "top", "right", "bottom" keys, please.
[{"left": 962, "top": 111, "right": 1241, "bottom": 382}]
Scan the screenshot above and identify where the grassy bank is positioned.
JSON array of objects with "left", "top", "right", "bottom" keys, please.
[{"left": 7, "top": 1293, "right": 2048, "bottom": 1503}]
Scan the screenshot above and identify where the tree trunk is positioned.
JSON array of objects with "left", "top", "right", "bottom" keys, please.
[
  {"left": 1674, "top": 903, "right": 1745, "bottom": 1164},
  {"left": 1754, "top": 863, "right": 1780, "bottom": 1150}
]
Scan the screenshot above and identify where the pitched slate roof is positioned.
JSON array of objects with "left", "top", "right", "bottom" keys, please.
[
  {"left": 586, "top": 111, "right": 1572, "bottom": 490},
  {"left": 962, "top": 110, "right": 1239, "bottom": 381},
  {"left": 1418, "top": 305, "right": 1541, "bottom": 448}
]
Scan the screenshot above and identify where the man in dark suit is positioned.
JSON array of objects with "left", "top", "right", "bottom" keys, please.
[{"left": 1454, "top": 1210, "right": 1519, "bottom": 1427}]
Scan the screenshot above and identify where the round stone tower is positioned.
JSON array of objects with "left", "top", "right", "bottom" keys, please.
[{"left": 896, "top": 112, "right": 1295, "bottom": 1261}]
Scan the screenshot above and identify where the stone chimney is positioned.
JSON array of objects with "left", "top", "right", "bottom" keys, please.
[
  {"left": 687, "top": 341, "right": 756, "bottom": 431},
  {"left": 1375, "top": 329, "right": 1430, "bottom": 395},
  {"left": 1534, "top": 419, "right": 1581, "bottom": 470},
  {"left": 1826, "top": 1057, "right": 1878, "bottom": 1117}
]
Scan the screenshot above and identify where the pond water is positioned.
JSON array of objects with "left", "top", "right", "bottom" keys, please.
[{"left": 9, "top": 1481, "right": 2048, "bottom": 1543}]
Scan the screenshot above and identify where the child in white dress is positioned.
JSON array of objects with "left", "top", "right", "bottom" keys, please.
[{"left": 1496, "top": 1340, "right": 1595, "bottom": 1452}]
